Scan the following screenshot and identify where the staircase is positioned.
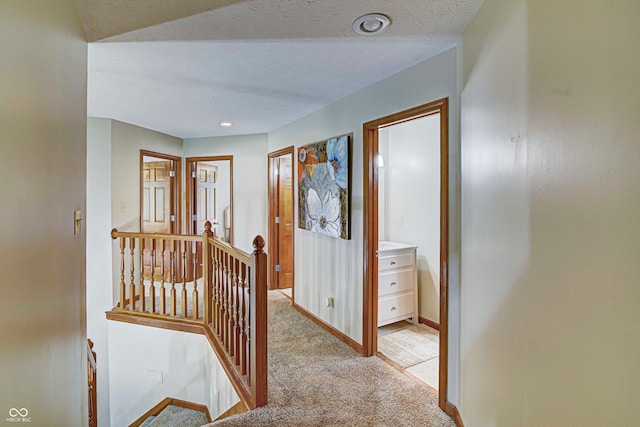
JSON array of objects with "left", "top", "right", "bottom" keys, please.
[{"left": 132, "top": 398, "right": 210, "bottom": 427}]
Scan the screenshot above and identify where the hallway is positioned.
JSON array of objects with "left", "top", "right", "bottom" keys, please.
[{"left": 208, "top": 291, "right": 454, "bottom": 426}]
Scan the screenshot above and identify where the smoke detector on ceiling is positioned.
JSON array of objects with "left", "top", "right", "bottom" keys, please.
[{"left": 353, "top": 13, "right": 391, "bottom": 36}]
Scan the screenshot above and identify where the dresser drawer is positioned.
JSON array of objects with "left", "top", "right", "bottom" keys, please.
[
  {"left": 378, "top": 292, "right": 415, "bottom": 325},
  {"left": 378, "top": 268, "right": 414, "bottom": 297},
  {"left": 378, "top": 252, "right": 414, "bottom": 272}
]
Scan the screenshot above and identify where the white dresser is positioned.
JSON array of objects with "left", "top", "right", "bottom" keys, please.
[{"left": 377, "top": 241, "right": 419, "bottom": 327}]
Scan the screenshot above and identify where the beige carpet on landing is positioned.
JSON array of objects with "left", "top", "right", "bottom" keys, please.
[{"left": 208, "top": 291, "right": 455, "bottom": 427}]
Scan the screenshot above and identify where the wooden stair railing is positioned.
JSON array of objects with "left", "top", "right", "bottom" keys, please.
[
  {"left": 202, "top": 222, "right": 268, "bottom": 409},
  {"left": 108, "top": 222, "right": 268, "bottom": 410},
  {"left": 110, "top": 230, "right": 203, "bottom": 322},
  {"left": 87, "top": 339, "right": 97, "bottom": 427}
]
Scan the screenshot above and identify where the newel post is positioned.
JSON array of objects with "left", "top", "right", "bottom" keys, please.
[
  {"left": 202, "top": 221, "right": 214, "bottom": 326},
  {"left": 250, "top": 235, "right": 268, "bottom": 407}
]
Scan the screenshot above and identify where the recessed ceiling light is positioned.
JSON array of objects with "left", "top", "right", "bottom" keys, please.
[
  {"left": 219, "top": 122, "right": 233, "bottom": 127},
  {"left": 353, "top": 13, "right": 391, "bottom": 36}
]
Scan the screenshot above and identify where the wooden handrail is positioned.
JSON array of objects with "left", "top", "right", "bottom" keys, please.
[
  {"left": 111, "top": 229, "right": 202, "bottom": 242},
  {"left": 109, "top": 223, "right": 268, "bottom": 410}
]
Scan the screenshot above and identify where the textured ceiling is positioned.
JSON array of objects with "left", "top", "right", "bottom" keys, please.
[{"left": 81, "top": 0, "right": 484, "bottom": 138}]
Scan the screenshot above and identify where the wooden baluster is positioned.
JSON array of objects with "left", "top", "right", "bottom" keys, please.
[
  {"left": 250, "top": 236, "right": 268, "bottom": 407},
  {"left": 211, "top": 245, "right": 217, "bottom": 329},
  {"left": 160, "top": 239, "right": 166, "bottom": 316},
  {"left": 139, "top": 238, "right": 146, "bottom": 312},
  {"left": 87, "top": 339, "right": 97, "bottom": 427},
  {"left": 227, "top": 253, "right": 234, "bottom": 354},
  {"left": 192, "top": 241, "right": 199, "bottom": 320},
  {"left": 118, "top": 234, "right": 126, "bottom": 310},
  {"left": 129, "top": 237, "right": 136, "bottom": 312},
  {"left": 220, "top": 250, "right": 227, "bottom": 343},
  {"left": 202, "top": 225, "right": 210, "bottom": 324},
  {"left": 246, "top": 263, "right": 251, "bottom": 383},
  {"left": 217, "top": 247, "right": 223, "bottom": 336},
  {"left": 214, "top": 246, "right": 221, "bottom": 334},
  {"left": 215, "top": 247, "right": 221, "bottom": 336},
  {"left": 240, "top": 261, "right": 248, "bottom": 376},
  {"left": 170, "top": 240, "right": 177, "bottom": 317},
  {"left": 149, "top": 239, "right": 156, "bottom": 314},
  {"left": 229, "top": 256, "right": 237, "bottom": 359},
  {"left": 234, "top": 257, "right": 241, "bottom": 366},
  {"left": 181, "top": 240, "right": 188, "bottom": 318},
  {"left": 223, "top": 252, "right": 230, "bottom": 348}
]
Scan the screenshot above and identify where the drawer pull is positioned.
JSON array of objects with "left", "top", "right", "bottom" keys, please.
[
  {"left": 390, "top": 282, "right": 397, "bottom": 286},
  {"left": 390, "top": 261, "right": 396, "bottom": 266},
  {"left": 390, "top": 306, "right": 397, "bottom": 311}
]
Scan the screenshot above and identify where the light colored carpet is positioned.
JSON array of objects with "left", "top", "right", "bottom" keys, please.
[
  {"left": 207, "top": 291, "right": 455, "bottom": 427},
  {"left": 142, "top": 404, "right": 208, "bottom": 427},
  {"left": 378, "top": 326, "right": 439, "bottom": 368}
]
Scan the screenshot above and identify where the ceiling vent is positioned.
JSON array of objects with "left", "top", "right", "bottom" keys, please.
[{"left": 353, "top": 13, "right": 391, "bottom": 36}]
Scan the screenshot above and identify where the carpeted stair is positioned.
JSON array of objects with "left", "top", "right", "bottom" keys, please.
[{"left": 138, "top": 404, "right": 208, "bottom": 427}]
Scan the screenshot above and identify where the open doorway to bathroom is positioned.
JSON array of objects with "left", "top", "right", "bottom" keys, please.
[
  {"left": 363, "top": 98, "right": 449, "bottom": 410},
  {"left": 376, "top": 114, "right": 442, "bottom": 392}
]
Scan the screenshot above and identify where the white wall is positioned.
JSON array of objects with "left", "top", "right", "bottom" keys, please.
[
  {"left": 108, "top": 322, "right": 239, "bottom": 426},
  {"left": 268, "top": 47, "right": 461, "bottom": 401},
  {"left": 460, "top": 0, "right": 640, "bottom": 425},
  {"left": 0, "top": 1, "right": 88, "bottom": 424},
  {"left": 86, "top": 118, "right": 113, "bottom": 426},
  {"left": 184, "top": 134, "right": 269, "bottom": 254},
  {"left": 383, "top": 116, "right": 441, "bottom": 323}
]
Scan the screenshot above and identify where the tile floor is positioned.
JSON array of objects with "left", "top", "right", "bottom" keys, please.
[{"left": 378, "top": 320, "right": 439, "bottom": 390}]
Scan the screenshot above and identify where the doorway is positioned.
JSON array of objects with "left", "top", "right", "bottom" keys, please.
[
  {"left": 140, "top": 150, "right": 181, "bottom": 234},
  {"left": 185, "top": 156, "right": 233, "bottom": 244},
  {"left": 268, "top": 147, "right": 295, "bottom": 293},
  {"left": 140, "top": 150, "right": 182, "bottom": 281},
  {"left": 362, "top": 98, "right": 449, "bottom": 409}
]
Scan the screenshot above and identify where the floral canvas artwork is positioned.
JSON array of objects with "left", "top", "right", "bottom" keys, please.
[{"left": 298, "top": 134, "right": 351, "bottom": 239}]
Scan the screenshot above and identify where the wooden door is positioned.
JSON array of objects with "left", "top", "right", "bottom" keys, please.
[
  {"left": 142, "top": 160, "right": 172, "bottom": 234},
  {"left": 269, "top": 148, "right": 294, "bottom": 290},
  {"left": 142, "top": 158, "right": 178, "bottom": 281},
  {"left": 196, "top": 163, "right": 218, "bottom": 235},
  {"left": 277, "top": 156, "right": 294, "bottom": 288}
]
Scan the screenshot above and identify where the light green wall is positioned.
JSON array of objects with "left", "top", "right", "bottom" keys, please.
[
  {"left": 461, "top": 0, "right": 640, "bottom": 424},
  {"left": 0, "top": 1, "right": 88, "bottom": 424}
]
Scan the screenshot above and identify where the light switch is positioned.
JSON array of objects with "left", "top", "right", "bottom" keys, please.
[
  {"left": 119, "top": 202, "right": 126, "bottom": 213},
  {"left": 395, "top": 216, "right": 403, "bottom": 227},
  {"left": 74, "top": 209, "right": 83, "bottom": 235}
]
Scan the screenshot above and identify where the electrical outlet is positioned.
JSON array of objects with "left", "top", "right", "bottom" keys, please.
[
  {"left": 395, "top": 216, "right": 403, "bottom": 227},
  {"left": 119, "top": 202, "right": 126, "bottom": 213}
]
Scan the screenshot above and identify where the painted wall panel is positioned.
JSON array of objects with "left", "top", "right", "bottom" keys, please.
[
  {"left": 461, "top": 0, "right": 640, "bottom": 424},
  {"left": 87, "top": 117, "right": 113, "bottom": 426},
  {"left": 0, "top": 1, "right": 87, "bottom": 424}
]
